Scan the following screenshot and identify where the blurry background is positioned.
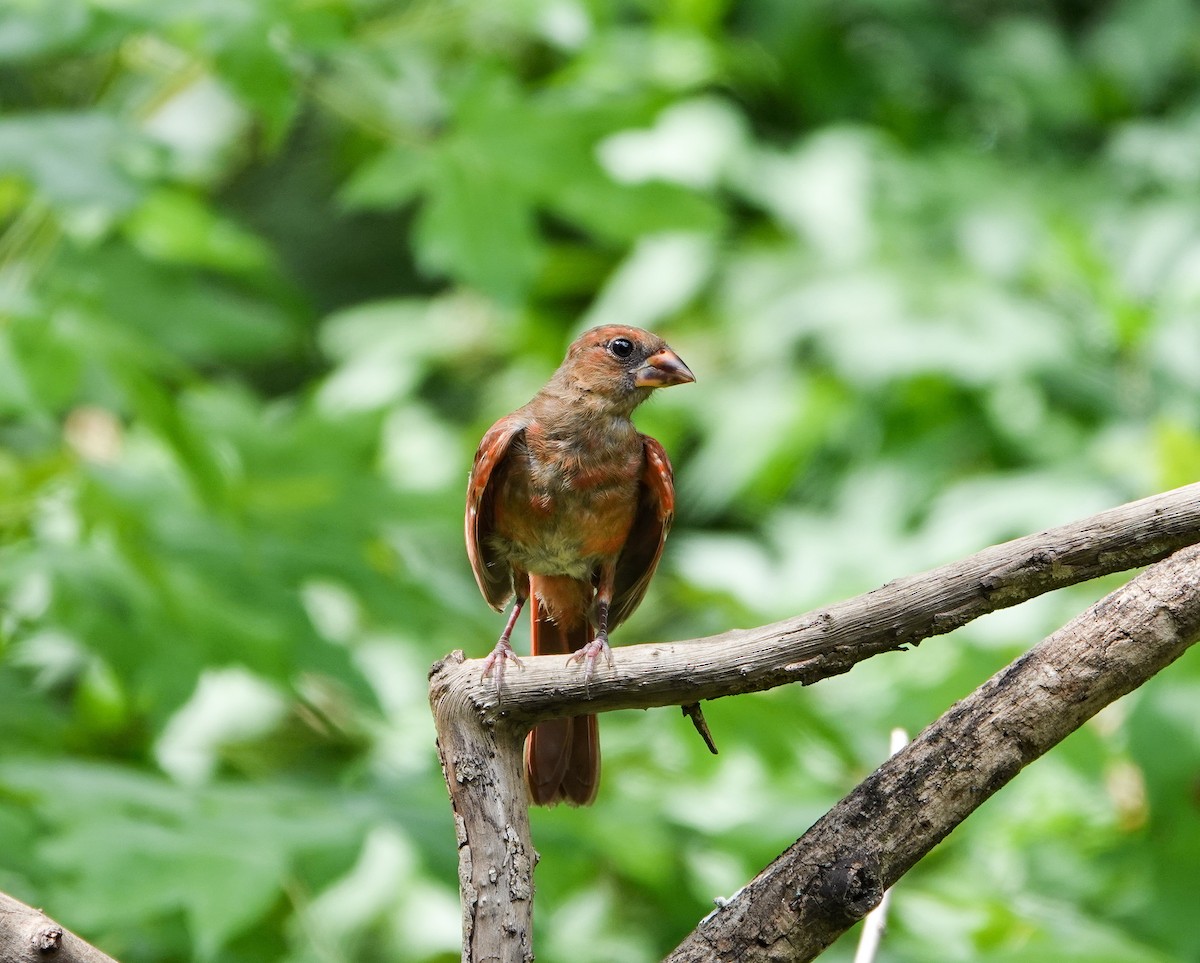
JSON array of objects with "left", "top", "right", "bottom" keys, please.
[{"left": 2, "top": 0, "right": 1199, "bottom": 960}]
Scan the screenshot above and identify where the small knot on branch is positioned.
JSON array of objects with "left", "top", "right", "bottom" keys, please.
[
  {"left": 31, "top": 923, "right": 64, "bottom": 954},
  {"left": 816, "top": 855, "right": 883, "bottom": 922}
]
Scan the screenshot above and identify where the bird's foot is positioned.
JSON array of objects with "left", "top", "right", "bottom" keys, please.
[
  {"left": 567, "top": 634, "right": 613, "bottom": 684},
  {"left": 481, "top": 637, "right": 524, "bottom": 688}
]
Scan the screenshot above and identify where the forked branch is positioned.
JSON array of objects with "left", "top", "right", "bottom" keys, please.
[{"left": 429, "top": 482, "right": 1200, "bottom": 962}]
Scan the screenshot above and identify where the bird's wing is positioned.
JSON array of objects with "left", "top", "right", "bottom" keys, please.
[
  {"left": 610, "top": 435, "right": 676, "bottom": 628},
  {"left": 465, "top": 413, "right": 525, "bottom": 611}
]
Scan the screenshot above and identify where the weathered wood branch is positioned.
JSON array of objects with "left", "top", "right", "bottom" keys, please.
[
  {"left": 428, "top": 481, "right": 1200, "bottom": 963},
  {"left": 0, "top": 891, "right": 120, "bottom": 963},
  {"left": 666, "top": 542, "right": 1200, "bottom": 962},
  {"left": 431, "top": 673, "right": 537, "bottom": 962},
  {"left": 434, "top": 482, "right": 1200, "bottom": 725}
]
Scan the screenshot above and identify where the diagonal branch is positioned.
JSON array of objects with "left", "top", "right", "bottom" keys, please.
[
  {"left": 666, "top": 542, "right": 1200, "bottom": 962},
  {"left": 434, "top": 482, "right": 1200, "bottom": 725},
  {"left": 428, "top": 482, "right": 1200, "bottom": 963},
  {"left": 0, "top": 890, "right": 121, "bottom": 963}
]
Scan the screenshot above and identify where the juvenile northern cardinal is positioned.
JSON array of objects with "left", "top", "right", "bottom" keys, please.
[{"left": 465, "top": 325, "right": 694, "bottom": 806}]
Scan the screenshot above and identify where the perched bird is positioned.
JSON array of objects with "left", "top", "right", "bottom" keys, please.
[{"left": 465, "top": 325, "right": 694, "bottom": 806}]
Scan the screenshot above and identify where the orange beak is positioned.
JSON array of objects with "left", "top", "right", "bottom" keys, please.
[{"left": 633, "top": 349, "right": 695, "bottom": 388}]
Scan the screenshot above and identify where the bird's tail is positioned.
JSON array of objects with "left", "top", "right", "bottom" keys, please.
[{"left": 525, "top": 587, "right": 599, "bottom": 807}]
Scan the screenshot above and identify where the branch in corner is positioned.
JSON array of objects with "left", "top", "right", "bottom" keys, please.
[
  {"left": 0, "top": 891, "right": 121, "bottom": 963},
  {"left": 666, "top": 544, "right": 1200, "bottom": 962},
  {"left": 429, "top": 482, "right": 1200, "bottom": 963}
]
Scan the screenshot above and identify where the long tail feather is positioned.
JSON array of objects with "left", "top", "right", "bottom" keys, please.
[{"left": 525, "top": 592, "right": 600, "bottom": 806}]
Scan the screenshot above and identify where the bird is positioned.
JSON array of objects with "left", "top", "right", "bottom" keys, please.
[{"left": 465, "top": 325, "right": 694, "bottom": 806}]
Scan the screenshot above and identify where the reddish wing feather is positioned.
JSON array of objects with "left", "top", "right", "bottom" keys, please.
[
  {"left": 465, "top": 414, "right": 526, "bottom": 611},
  {"left": 610, "top": 435, "right": 675, "bottom": 628}
]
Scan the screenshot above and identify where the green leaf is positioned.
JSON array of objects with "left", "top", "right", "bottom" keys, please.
[
  {"left": 339, "top": 147, "right": 432, "bottom": 212},
  {"left": 0, "top": 0, "right": 89, "bottom": 59},
  {"left": 0, "top": 112, "right": 152, "bottom": 212},
  {"left": 124, "top": 188, "right": 275, "bottom": 273},
  {"left": 49, "top": 243, "right": 302, "bottom": 368},
  {"left": 214, "top": 36, "right": 299, "bottom": 149},
  {"left": 414, "top": 142, "right": 541, "bottom": 303},
  {"left": 0, "top": 760, "right": 379, "bottom": 959}
]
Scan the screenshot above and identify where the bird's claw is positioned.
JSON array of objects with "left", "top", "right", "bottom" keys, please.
[
  {"left": 567, "top": 634, "right": 613, "bottom": 684},
  {"left": 481, "top": 639, "right": 524, "bottom": 689}
]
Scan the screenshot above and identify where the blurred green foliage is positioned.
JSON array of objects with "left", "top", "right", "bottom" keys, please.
[{"left": 1, "top": 0, "right": 1199, "bottom": 960}]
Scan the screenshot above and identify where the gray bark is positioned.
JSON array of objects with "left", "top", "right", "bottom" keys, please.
[
  {"left": 427, "top": 481, "right": 1200, "bottom": 962},
  {"left": 0, "top": 891, "right": 120, "bottom": 963},
  {"left": 436, "top": 483, "right": 1200, "bottom": 725},
  {"left": 667, "top": 543, "right": 1200, "bottom": 961}
]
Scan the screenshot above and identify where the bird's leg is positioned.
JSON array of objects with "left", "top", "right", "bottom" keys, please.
[
  {"left": 568, "top": 563, "right": 616, "bottom": 683},
  {"left": 481, "top": 591, "right": 526, "bottom": 687}
]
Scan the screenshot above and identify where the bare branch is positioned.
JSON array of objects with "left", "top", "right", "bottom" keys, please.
[
  {"left": 431, "top": 653, "right": 537, "bottom": 963},
  {"left": 666, "top": 543, "right": 1200, "bottom": 962},
  {"left": 435, "top": 482, "right": 1200, "bottom": 725},
  {"left": 429, "top": 482, "right": 1200, "bottom": 963},
  {"left": 0, "top": 891, "right": 121, "bottom": 963},
  {"left": 850, "top": 729, "right": 908, "bottom": 963}
]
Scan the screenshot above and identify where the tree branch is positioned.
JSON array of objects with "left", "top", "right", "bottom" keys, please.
[
  {"left": 433, "top": 482, "right": 1200, "bottom": 724},
  {"left": 0, "top": 891, "right": 121, "bottom": 963},
  {"left": 428, "top": 482, "right": 1200, "bottom": 962},
  {"left": 666, "top": 542, "right": 1200, "bottom": 961},
  {"left": 431, "top": 663, "right": 537, "bottom": 963}
]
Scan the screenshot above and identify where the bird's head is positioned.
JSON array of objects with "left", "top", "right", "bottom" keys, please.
[{"left": 555, "top": 325, "right": 695, "bottom": 411}]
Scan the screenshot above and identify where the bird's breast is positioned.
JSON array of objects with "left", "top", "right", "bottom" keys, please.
[{"left": 490, "top": 431, "right": 643, "bottom": 576}]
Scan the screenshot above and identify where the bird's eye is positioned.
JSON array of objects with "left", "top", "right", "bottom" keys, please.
[{"left": 609, "top": 337, "right": 634, "bottom": 359}]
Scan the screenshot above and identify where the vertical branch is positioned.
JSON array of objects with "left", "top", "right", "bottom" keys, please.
[{"left": 430, "top": 652, "right": 536, "bottom": 963}]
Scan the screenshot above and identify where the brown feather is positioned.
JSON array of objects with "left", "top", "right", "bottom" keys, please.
[
  {"left": 525, "top": 589, "right": 600, "bottom": 806},
  {"left": 465, "top": 325, "right": 692, "bottom": 807},
  {"left": 465, "top": 415, "right": 526, "bottom": 610},
  {"left": 611, "top": 436, "right": 675, "bottom": 627}
]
